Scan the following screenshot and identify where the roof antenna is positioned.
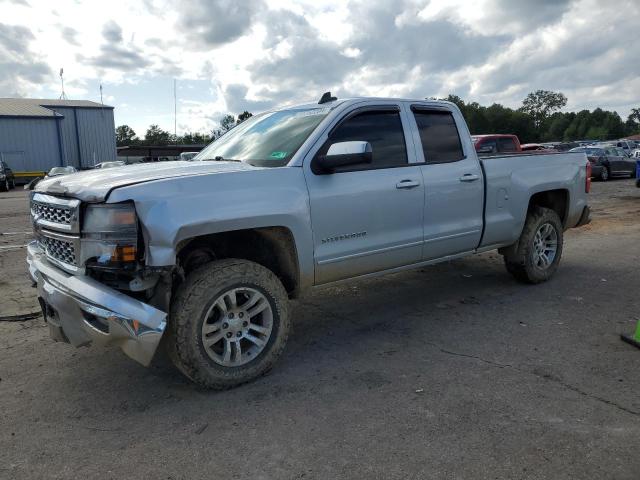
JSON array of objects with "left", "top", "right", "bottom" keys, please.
[
  {"left": 318, "top": 91, "right": 336, "bottom": 104},
  {"left": 59, "top": 68, "right": 68, "bottom": 100}
]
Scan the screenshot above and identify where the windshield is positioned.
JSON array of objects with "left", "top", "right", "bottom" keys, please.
[{"left": 195, "top": 107, "right": 331, "bottom": 167}]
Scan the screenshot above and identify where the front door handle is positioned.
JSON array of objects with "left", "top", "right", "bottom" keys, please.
[
  {"left": 459, "top": 173, "right": 480, "bottom": 182},
  {"left": 396, "top": 179, "right": 420, "bottom": 189}
]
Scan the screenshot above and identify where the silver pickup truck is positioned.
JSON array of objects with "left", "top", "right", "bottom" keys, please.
[{"left": 27, "top": 96, "right": 591, "bottom": 388}]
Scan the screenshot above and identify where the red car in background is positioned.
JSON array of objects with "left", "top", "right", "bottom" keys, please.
[{"left": 472, "top": 134, "right": 522, "bottom": 155}]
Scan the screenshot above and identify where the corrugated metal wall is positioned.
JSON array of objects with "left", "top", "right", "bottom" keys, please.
[
  {"left": 53, "top": 107, "right": 80, "bottom": 167},
  {"left": 0, "top": 118, "right": 60, "bottom": 172},
  {"left": 75, "top": 108, "right": 116, "bottom": 167},
  {"left": 0, "top": 106, "right": 116, "bottom": 172}
]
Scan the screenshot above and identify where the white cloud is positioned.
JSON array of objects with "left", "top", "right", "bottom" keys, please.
[{"left": 0, "top": 0, "right": 638, "bottom": 135}]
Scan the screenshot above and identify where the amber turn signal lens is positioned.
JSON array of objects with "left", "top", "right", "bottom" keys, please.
[
  {"left": 111, "top": 245, "right": 137, "bottom": 262},
  {"left": 112, "top": 210, "right": 137, "bottom": 226}
]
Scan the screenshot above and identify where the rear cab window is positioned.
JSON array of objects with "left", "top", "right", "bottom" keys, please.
[
  {"left": 498, "top": 137, "right": 517, "bottom": 153},
  {"left": 411, "top": 108, "right": 464, "bottom": 163}
]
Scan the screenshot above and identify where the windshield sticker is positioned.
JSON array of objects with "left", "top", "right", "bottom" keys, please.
[{"left": 269, "top": 151, "right": 288, "bottom": 159}]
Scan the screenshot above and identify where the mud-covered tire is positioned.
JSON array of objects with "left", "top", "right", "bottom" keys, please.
[
  {"left": 503, "top": 206, "right": 563, "bottom": 284},
  {"left": 166, "top": 259, "right": 290, "bottom": 389}
]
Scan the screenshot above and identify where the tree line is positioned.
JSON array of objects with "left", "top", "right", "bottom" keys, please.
[
  {"left": 116, "top": 92, "right": 640, "bottom": 147},
  {"left": 442, "top": 90, "right": 639, "bottom": 143},
  {"left": 115, "top": 110, "right": 253, "bottom": 147}
]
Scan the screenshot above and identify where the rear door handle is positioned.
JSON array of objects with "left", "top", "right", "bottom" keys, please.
[
  {"left": 459, "top": 173, "right": 480, "bottom": 182},
  {"left": 396, "top": 179, "right": 420, "bottom": 189}
]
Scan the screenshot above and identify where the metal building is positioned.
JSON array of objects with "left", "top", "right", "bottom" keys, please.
[{"left": 0, "top": 98, "right": 116, "bottom": 178}]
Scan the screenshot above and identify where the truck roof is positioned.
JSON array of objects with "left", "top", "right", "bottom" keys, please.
[
  {"left": 278, "top": 97, "right": 458, "bottom": 111},
  {"left": 471, "top": 134, "right": 518, "bottom": 139}
]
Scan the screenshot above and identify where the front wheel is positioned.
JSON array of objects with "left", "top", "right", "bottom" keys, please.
[
  {"left": 166, "top": 259, "right": 290, "bottom": 389},
  {"left": 0, "top": 179, "right": 8, "bottom": 191},
  {"left": 503, "top": 206, "right": 564, "bottom": 284},
  {"left": 600, "top": 167, "right": 609, "bottom": 181}
]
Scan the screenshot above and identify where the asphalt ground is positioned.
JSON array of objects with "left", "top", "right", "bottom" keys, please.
[{"left": 1, "top": 180, "right": 639, "bottom": 479}]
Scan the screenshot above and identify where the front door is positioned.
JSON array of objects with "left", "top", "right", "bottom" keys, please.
[
  {"left": 408, "top": 106, "right": 484, "bottom": 260},
  {"left": 304, "top": 106, "right": 424, "bottom": 284}
]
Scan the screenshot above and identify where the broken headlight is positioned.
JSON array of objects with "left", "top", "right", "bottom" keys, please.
[{"left": 82, "top": 202, "right": 139, "bottom": 264}]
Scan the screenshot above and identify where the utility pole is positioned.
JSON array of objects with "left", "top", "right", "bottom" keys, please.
[
  {"left": 59, "top": 68, "right": 67, "bottom": 100},
  {"left": 174, "top": 79, "right": 177, "bottom": 143}
]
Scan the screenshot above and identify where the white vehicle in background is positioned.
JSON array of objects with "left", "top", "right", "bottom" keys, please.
[
  {"left": 46, "top": 166, "right": 77, "bottom": 177},
  {"left": 610, "top": 140, "right": 636, "bottom": 153},
  {"left": 179, "top": 151, "right": 200, "bottom": 161},
  {"left": 94, "top": 161, "right": 126, "bottom": 169}
]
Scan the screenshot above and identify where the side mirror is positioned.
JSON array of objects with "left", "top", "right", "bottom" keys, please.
[{"left": 315, "top": 141, "right": 372, "bottom": 173}]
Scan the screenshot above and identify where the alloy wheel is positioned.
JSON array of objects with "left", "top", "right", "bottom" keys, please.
[
  {"left": 200, "top": 287, "right": 273, "bottom": 367},
  {"left": 531, "top": 223, "right": 558, "bottom": 269}
]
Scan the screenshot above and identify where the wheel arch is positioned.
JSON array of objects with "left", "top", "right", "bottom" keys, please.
[
  {"left": 527, "top": 189, "right": 570, "bottom": 228},
  {"left": 175, "top": 226, "right": 302, "bottom": 298}
]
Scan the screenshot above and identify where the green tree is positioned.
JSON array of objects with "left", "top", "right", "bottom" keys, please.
[
  {"left": 520, "top": 90, "right": 567, "bottom": 129},
  {"left": 115, "top": 125, "right": 138, "bottom": 146},
  {"left": 144, "top": 124, "right": 171, "bottom": 145},
  {"left": 628, "top": 108, "right": 640, "bottom": 124},
  {"left": 221, "top": 114, "right": 236, "bottom": 131},
  {"left": 237, "top": 111, "right": 253, "bottom": 124},
  {"left": 544, "top": 112, "right": 571, "bottom": 141},
  {"left": 625, "top": 108, "right": 640, "bottom": 136},
  {"left": 181, "top": 132, "right": 210, "bottom": 144}
]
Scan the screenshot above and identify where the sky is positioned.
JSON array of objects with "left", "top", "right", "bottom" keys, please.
[{"left": 1, "top": 0, "right": 638, "bottom": 137}]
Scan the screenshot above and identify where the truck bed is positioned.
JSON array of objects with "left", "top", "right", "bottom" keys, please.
[{"left": 479, "top": 151, "right": 588, "bottom": 250}]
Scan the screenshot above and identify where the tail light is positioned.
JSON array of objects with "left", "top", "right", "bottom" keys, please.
[{"left": 585, "top": 161, "right": 592, "bottom": 193}]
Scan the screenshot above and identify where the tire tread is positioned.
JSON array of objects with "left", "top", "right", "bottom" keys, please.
[{"left": 166, "top": 259, "right": 290, "bottom": 389}]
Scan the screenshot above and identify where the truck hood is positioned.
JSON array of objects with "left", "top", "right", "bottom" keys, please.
[{"left": 35, "top": 161, "right": 260, "bottom": 202}]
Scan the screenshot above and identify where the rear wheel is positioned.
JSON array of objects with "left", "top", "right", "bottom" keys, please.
[
  {"left": 1, "top": 179, "right": 8, "bottom": 191},
  {"left": 503, "top": 206, "right": 563, "bottom": 284},
  {"left": 166, "top": 259, "right": 290, "bottom": 389}
]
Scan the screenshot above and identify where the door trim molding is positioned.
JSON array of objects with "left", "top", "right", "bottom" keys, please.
[{"left": 317, "top": 240, "right": 423, "bottom": 265}]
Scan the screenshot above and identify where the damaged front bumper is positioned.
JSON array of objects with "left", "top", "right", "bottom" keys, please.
[{"left": 27, "top": 241, "right": 167, "bottom": 366}]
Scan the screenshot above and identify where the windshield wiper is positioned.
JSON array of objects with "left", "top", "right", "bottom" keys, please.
[{"left": 200, "top": 156, "right": 241, "bottom": 162}]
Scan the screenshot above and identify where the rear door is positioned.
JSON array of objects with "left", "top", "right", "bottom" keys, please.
[
  {"left": 304, "top": 104, "right": 425, "bottom": 284},
  {"left": 615, "top": 148, "right": 632, "bottom": 174},
  {"left": 408, "top": 105, "right": 484, "bottom": 260},
  {"left": 606, "top": 147, "right": 625, "bottom": 174}
]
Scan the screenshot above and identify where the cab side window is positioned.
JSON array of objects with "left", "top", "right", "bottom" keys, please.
[
  {"left": 480, "top": 139, "right": 498, "bottom": 154},
  {"left": 412, "top": 110, "right": 464, "bottom": 163},
  {"left": 322, "top": 109, "right": 408, "bottom": 172}
]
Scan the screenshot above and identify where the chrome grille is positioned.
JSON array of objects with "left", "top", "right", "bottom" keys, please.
[
  {"left": 32, "top": 202, "right": 72, "bottom": 226},
  {"left": 40, "top": 235, "right": 77, "bottom": 266},
  {"left": 31, "top": 193, "right": 80, "bottom": 234}
]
